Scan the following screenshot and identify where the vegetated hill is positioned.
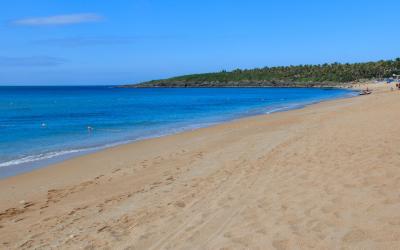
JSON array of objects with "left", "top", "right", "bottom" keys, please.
[{"left": 124, "top": 58, "right": 400, "bottom": 88}]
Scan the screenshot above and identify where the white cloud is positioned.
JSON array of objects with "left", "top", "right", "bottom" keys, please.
[{"left": 12, "top": 13, "right": 103, "bottom": 26}]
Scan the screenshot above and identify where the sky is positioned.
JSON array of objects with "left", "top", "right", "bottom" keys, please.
[{"left": 1, "top": 0, "right": 400, "bottom": 86}]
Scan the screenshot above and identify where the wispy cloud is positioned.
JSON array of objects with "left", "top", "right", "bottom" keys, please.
[
  {"left": 11, "top": 13, "right": 103, "bottom": 26},
  {"left": 33, "top": 35, "right": 174, "bottom": 47},
  {"left": 0, "top": 56, "right": 67, "bottom": 67}
]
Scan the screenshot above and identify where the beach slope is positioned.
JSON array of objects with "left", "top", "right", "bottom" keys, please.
[{"left": 1, "top": 85, "right": 399, "bottom": 249}]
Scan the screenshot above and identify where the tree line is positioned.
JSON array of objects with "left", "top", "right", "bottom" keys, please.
[{"left": 131, "top": 58, "right": 400, "bottom": 87}]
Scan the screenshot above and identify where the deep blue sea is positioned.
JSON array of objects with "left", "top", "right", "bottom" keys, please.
[{"left": 0, "top": 86, "right": 355, "bottom": 178}]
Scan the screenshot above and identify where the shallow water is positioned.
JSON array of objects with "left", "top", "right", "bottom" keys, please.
[{"left": 0, "top": 86, "right": 355, "bottom": 178}]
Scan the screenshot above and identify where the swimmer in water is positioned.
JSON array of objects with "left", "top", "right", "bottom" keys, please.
[{"left": 87, "top": 126, "right": 94, "bottom": 132}]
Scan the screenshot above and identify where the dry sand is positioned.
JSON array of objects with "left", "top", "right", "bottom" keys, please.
[{"left": 0, "top": 83, "right": 399, "bottom": 249}]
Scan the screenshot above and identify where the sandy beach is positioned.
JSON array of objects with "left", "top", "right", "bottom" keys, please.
[{"left": 1, "top": 83, "right": 399, "bottom": 249}]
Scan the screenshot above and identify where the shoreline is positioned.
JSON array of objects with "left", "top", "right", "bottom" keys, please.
[
  {"left": 0, "top": 87, "right": 357, "bottom": 179},
  {"left": 0, "top": 82, "right": 398, "bottom": 249},
  {"left": 121, "top": 83, "right": 357, "bottom": 89}
]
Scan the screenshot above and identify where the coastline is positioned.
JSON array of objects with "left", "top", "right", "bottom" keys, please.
[
  {"left": 1, "top": 82, "right": 398, "bottom": 249},
  {"left": 0, "top": 87, "right": 356, "bottom": 179},
  {"left": 121, "top": 82, "right": 356, "bottom": 88}
]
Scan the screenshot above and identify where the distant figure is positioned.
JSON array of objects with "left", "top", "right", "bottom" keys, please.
[
  {"left": 87, "top": 126, "right": 94, "bottom": 133},
  {"left": 41, "top": 123, "right": 47, "bottom": 128},
  {"left": 359, "top": 87, "right": 372, "bottom": 95}
]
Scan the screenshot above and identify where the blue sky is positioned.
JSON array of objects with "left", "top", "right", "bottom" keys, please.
[{"left": 1, "top": 0, "right": 400, "bottom": 85}]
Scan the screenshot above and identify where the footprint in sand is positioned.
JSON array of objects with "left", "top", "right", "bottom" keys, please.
[
  {"left": 342, "top": 229, "right": 368, "bottom": 243},
  {"left": 94, "top": 175, "right": 104, "bottom": 180},
  {"left": 175, "top": 201, "right": 186, "bottom": 208},
  {"left": 272, "top": 239, "right": 289, "bottom": 250},
  {"left": 0, "top": 207, "right": 27, "bottom": 222}
]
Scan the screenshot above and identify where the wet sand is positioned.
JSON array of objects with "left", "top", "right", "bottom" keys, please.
[{"left": 1, "top": 83, "right": 399, "bottom": 249}]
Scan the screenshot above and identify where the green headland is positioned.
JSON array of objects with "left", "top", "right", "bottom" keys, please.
[{"left": 124, "top": 58, "right": 400, "bottom": 88}]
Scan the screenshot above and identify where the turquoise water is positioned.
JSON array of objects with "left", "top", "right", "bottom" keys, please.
[{"left": 0, "top": 86, "right": 355, "bottom": 178}]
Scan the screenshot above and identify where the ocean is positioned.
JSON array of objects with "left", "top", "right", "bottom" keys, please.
[{"left": 0, "top": 86, "right": 355, "bottom": 178}]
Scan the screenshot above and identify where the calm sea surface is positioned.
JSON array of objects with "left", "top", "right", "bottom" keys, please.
[{"left": 0, "top": 86, "right": 355, "bottom": 178}]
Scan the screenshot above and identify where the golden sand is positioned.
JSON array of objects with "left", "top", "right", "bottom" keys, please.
[{"left": 0, "top": 83, "right": 399, "bottom": 249}]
